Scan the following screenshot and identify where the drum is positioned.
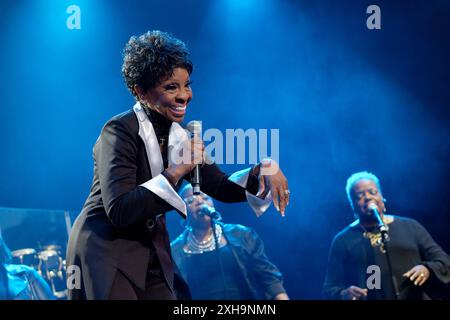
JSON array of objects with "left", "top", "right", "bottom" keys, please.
[
  {"left": 11, "top": 248, "right": 39, "bottom": 269},
  {"left": 38, "top": 250, "right": 63, "bottom": 278},
  {"left": 37, "top": 248, "right": 67, "bottom": 299}
]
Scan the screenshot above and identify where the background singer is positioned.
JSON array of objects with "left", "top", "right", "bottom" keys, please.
[
  {"left": 323, "top": 171, "right": 450, "bottom": 300},
  {"left": 171, "top": 184, "right": 289, "bottom": 300}
]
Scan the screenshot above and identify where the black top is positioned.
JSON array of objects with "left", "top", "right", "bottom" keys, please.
[
  {"left": 323, "top": 216, "right": 450, "bottom": 300},
  {"left": 185, "top": 245, "right": 253, "bottom": 300}
]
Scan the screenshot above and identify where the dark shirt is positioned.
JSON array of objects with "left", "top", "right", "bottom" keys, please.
[{"left": 185, "top": 245, "right": 253, "bottom": 300}]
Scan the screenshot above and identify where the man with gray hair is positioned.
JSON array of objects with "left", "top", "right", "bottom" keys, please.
[{"left": 323, "top": 171, "right": 450, "bottom": 300}]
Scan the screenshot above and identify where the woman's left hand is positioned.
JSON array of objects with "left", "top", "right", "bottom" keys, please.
[
  {"left": 403, "top": 264, "right": 430, "bottom": 286},
  {"left": 254, "top": 159, "right": 289, "bottom": 216}
]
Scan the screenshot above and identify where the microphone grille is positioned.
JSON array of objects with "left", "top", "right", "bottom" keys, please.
[{"left": 186, "top": 120, "right": 202, "bottom": 135}]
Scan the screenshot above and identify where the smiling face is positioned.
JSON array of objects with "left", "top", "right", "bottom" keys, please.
[
  {"left": 142, "top": 67, "right": 192, "bottom": 122},
  {"left": 351, "top": 179, "right": 386, "bottom": 222}
]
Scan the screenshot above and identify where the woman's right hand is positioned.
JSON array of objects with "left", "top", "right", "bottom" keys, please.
[
  {"left": 340, "top": 286, "right": 368, "bottom": 300},
  {"left": 164, "top": 136, "right": 205, "bottom": 185}
]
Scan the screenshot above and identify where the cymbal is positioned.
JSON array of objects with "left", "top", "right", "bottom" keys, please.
[
  {"left": 11, "top": 248, "right": 36, "bottom": 257},
  {"left": 41, "top": 244, "right": 61, "bottom": 251}
]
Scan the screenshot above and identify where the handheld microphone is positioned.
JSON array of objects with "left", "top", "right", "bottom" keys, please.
[
  {"left": 368, "top": 203, "right": 388, "bottom": 235},
  {"left": 199, "top": 206, "right": 221, "bottom": 220},
  {"left": 186, "top": 121, "right": 202, "bottom": 195}
]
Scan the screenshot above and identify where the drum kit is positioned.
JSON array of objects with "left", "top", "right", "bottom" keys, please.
[{"left": 11, "top": 244, "right": 67, "bottom": 299}]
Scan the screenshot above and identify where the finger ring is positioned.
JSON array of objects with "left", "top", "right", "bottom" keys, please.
[
  {"left": 419, "top": 273, "right": 425, "bottom": 277},
  {"left": 283, "top": 189, "right": 290, "bottom": 195}
]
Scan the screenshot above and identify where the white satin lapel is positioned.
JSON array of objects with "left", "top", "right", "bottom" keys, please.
[
  {"left": 133, "top": 102, "right": 164, "bottom": 177},
  {"left": 133, "top": 102, "right": 187, "bottom": 215},
  {"left": 168, "top": 122, "right": 190, "bottom": 167}
]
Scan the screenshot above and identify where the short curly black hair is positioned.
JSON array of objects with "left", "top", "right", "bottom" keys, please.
[{"left": 122, "top": 30, "right": 193, "bottom": 97}]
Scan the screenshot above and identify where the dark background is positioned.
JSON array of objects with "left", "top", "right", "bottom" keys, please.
[{"left": 0, "top": 0, "right": 449, "bottom": 298}]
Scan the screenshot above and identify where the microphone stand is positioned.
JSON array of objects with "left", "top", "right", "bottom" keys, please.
[
  {"left": 379, "top": 227, "right": 400, "bottom": 300},
  {"left": 210, "top": 218, "right": 229, "bottom": 299},
  {"left": 369, "top": 205, "right": 400, "bottom": 300}
]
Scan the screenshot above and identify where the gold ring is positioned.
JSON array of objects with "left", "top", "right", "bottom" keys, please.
[{"left": 419, "top": 273, "right": 425, "bottom": 277}]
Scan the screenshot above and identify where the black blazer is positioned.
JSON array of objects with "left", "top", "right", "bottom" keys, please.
[{"left": 66, "top": 108, "right": 257, "bottom": 299}]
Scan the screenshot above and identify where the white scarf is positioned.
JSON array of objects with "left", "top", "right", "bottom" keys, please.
[{"left": 133, "top": 102, "right": 188, "bottom": 216}]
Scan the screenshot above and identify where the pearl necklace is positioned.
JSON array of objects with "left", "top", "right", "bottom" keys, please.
[{"left": 185, "top": 224, "right": 224, "bottom": 254}]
